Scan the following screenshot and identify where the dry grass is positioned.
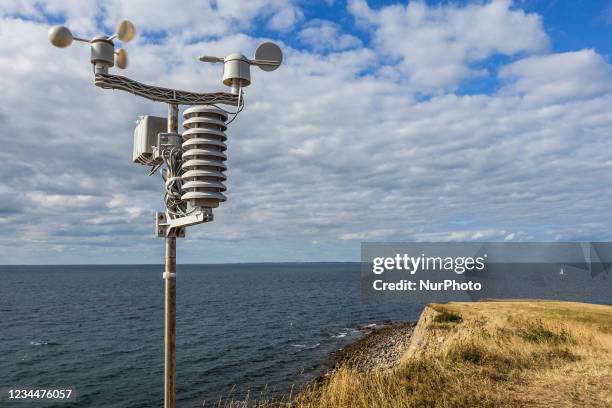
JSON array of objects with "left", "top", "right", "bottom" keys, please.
[{"left": 233, "top": 301, "right": 612, "bottom": 408}]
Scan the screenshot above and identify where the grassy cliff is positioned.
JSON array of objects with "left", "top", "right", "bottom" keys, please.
[{"left": 284, "top": 301, "right": 612, "bottom": 408}]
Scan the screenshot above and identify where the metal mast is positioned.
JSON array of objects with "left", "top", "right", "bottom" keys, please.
[{"left": 164, "top": 103, "right": 178, "bottom": 408}]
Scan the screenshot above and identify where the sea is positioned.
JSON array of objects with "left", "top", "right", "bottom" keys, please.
[{"left": 0, "top": 263, "right": 423, "bottom": 407}]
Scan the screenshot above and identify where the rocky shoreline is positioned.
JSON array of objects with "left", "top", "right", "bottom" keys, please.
[{"left": 323, "top": 321, "right": 416, "bottom": 376}]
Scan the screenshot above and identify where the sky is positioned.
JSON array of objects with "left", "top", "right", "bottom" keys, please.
[{"left": 1, "top": 0, "right": 612, "bottom": 264}]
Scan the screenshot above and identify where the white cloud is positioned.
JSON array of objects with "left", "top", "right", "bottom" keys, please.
[
  {"left": 267, "top": 3, "right": 303, "bottom": 31},
  {"left": 0, "top": 0, "right": 100, "bottom": 33},
  {"left": 0, "top": 0, "right": 303, "bottom": 39},
  {"left": 298, "top": 19, "right": 362, "bottom": 51},
  {"left": 1, "top": 1, "right": 612, "bottom": 263},
  {"left": 349, "top": 0, "right": 550, "bottom": 92},
  {"left": 499, "top": 49, "right": 612, "bottom": 104}
]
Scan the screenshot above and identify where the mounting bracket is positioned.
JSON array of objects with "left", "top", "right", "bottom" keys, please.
[
  {"left": 94, "top": 73, "right": 240, "bottom": 105},
  {"left": 155, "top": 208, "right": 214, "bottom": 238}
]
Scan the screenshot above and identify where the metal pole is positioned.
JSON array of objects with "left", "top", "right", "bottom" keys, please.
[{"left": 164, "top": 103, "right": 179, "bottom": 408}]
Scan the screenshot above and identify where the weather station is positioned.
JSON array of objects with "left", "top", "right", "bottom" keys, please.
[{"left": 48, "top": 20, "right": 283, "bottom": 408}]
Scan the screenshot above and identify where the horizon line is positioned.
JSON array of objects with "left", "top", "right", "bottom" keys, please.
[{"left": 0, "top": 261, "right": 362, "bottom": 267}]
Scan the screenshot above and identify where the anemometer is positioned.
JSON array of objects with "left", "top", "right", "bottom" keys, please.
[
  {"left": 48, "top": 20, "right": 135, "bottom": 72},
  {"left": 49, "top": 19, "right": 283, "bottom": 408}
]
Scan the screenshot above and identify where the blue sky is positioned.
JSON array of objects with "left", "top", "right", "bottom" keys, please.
[
  {"left": 1, "top": 0, "right": 612, "bottom": 264},
  {"left": 295, "top": 1, "right": 612, "bottom": 57}
]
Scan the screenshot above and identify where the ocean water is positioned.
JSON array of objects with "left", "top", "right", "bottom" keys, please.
[{"left": 0, "top": 264, "right": 423, "bottom": 407}]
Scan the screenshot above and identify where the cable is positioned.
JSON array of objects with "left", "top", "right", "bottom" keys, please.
[
  {"left": 212, "top": 87, "right": 245, "bottom": 126},
  {"left": 148, "top": 160, "right": 163, "bottom": 176},
  {"left": 161, "top": 147, "right": 188, "bottom": 217}
]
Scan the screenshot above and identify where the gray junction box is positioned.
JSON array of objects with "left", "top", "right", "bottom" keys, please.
[{"left": 133, "top": 115, "right": 168, "bottom": 164}]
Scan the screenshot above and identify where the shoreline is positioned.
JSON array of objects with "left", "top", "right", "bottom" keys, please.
[{"left": 319, "top": 320, "right": 417, "bottom": 379}]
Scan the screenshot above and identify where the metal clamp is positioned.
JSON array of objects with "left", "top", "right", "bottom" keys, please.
[
  {"left": 162, "top": 272, "right": 176, "bottom": 279},
  {"left": 155, "top": 208, "right": 213, "bottom": 238}
]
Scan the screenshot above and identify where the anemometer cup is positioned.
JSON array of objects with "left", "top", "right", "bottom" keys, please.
[{"left": 48, "top": 26, "right": 73, "bottom": 48}]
